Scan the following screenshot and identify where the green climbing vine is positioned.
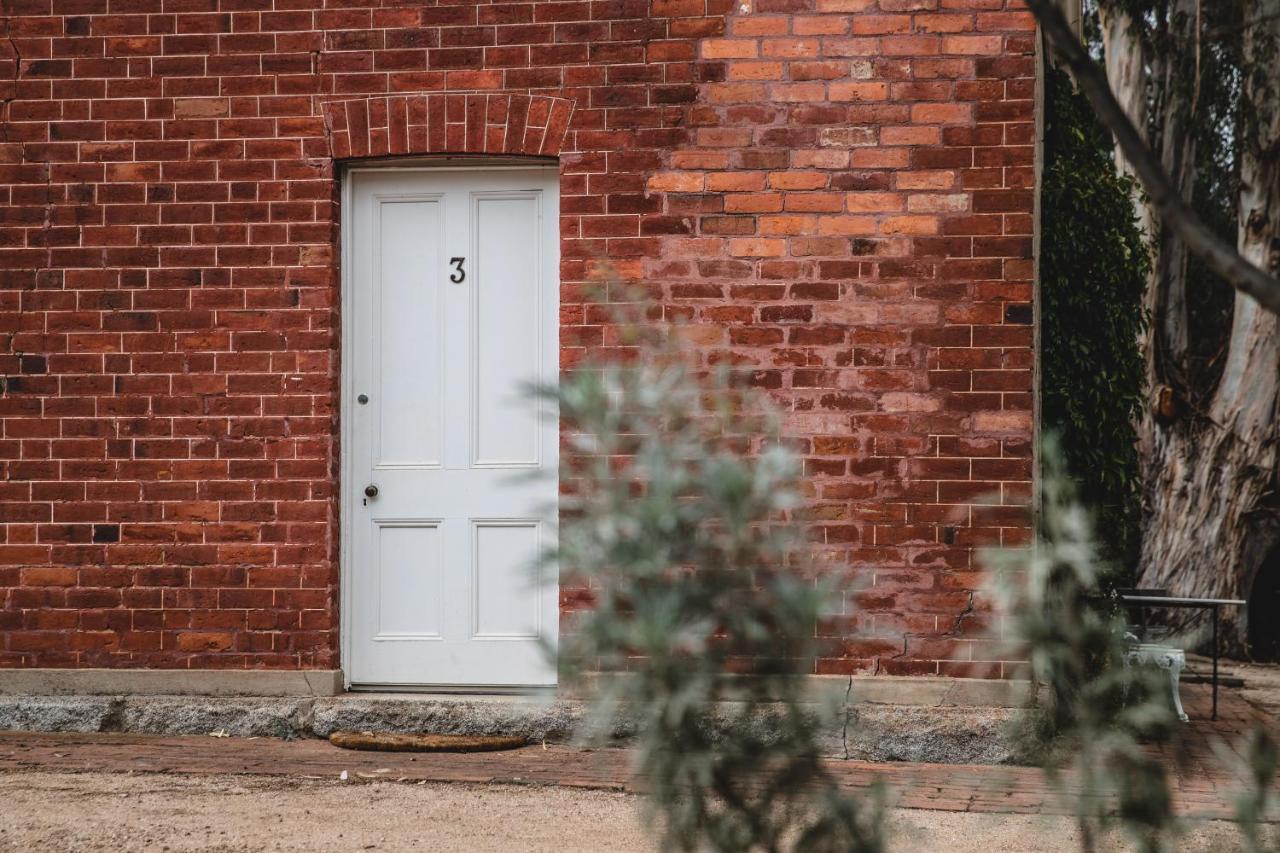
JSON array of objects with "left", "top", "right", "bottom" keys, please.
[{"left": 1040, "top": 66, "right": 1149, "bottom": 577}]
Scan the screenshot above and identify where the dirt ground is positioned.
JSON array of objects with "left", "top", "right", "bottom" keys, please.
[{"left": 0, "top": 770, "right": 1265, "bottom": 853}]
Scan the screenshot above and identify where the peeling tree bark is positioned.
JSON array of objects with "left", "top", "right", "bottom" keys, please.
[{"left": 1136, "top": 1, "right": 1280, "bottom": 652}]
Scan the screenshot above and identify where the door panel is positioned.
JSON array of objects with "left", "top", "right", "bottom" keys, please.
[
  {"left": 345, "top": 167, "right": 559, "bottom": 688},
  {"left": 472, "top": 521, "right": 542, "bottom": 638},
  {"left": 374, "top": 523, "right": 443, "bottom": 639},
  {"left": 473, "top": 194, "right": 542, "bottom": 467},
  {"left": 376, "top": 199, "right": 443, "bottom": 467}
]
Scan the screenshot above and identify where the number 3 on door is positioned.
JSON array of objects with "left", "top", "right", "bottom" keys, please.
[{"left": 449, "top": 257, "right": 466, "bottom": 283}]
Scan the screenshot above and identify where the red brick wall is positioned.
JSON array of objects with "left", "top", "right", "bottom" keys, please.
[{"left": 0, "top": 0, "right": 1035, "bottom": 676}]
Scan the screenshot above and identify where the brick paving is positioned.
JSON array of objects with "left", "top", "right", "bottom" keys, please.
[{"left": 0, "top": 683, "right": 1275, "bottom": 823}]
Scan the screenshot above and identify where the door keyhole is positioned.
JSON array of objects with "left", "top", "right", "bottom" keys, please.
[{"left": 449, "top": 257, "right": 466, "bottom": 283}]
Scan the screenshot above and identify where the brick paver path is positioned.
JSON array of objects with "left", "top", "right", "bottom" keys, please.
[{"left": 0, "top": 683, "right": 1275, "bottom": 822}]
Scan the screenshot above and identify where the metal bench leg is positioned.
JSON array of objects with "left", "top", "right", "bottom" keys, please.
[
  {"left": 1212, "top": 606, "right": 1219, "bottom": 721},
  {"left": 1167, "top": 656, "right": 1189, "bottom": 722}
]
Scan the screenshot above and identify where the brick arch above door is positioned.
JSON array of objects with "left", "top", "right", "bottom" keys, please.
[{"left": 321, "top": 93, "right": 576, "bottom": 160}]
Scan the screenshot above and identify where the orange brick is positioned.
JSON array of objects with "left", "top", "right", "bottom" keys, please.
[
  {"left": 852, "top": 15, "right": 912, "bottom": 35},
  {"left": 729, "top": 237, "right": 787, "bottom": 257},
  {"left": 851, "top": 148, "right": 911, "bottom": 168},
  {"left": 896, "top": 170, "right": 957, "bottom": 190},
  {"left": 785, "top": 192, "right": 845, "bottom": 212},
  {"left": 761, "top": 38, "right": 820, "bottom": 59},
  {"left": 769, "top": 171, "right": 828, "bottom": 190},
  {"left": 706, "top": 83, "right": 768, "bottom": 103},
  {"left": 725, "top": 193, "right": 783, "bottom": 213},
  {"left": 793, "top": 150, "right": 850, "bottom": 169},
  {"left": 818, "top": 216, "right": 877, "bottom": 236},
  {"left": 882, "top": 126, "right": 942, "bottom": 145},
  {"left": 881, "top": 215, "right": 939, "bottom": 235},
  {"left": 943, "top": 35, "right": 1004, "bottom": 55},
  {"left": 815, "top": 0, "right": 874, "bottom": 10},
  {"left": 792, "top": 16, "right": 850, "bottom": 35},
  {"left": 769, "top": 82, "right": 827, "bottom": 102},
  {"left": 648, "top": 172, "right": 704, "bottom": 192},
  {"left": 976, "top": 11, "right": 1038, "bottom": 31},
  {"left": 822, "top": 37, "right": 879, "bottom": 57},
  {"left": 973, "top": 410, "right": 1034, "bottom": 433},
  {"left": 916, "top": 14, "right": 977, "bottom": 33},
  {"left": 731, "top": 16, "right": 790, "bottom": 36},
  {"left": 707, "top": 172, "right": 767, "bottom": 192},
  {"left": 912, "top": 103, "right": 973, "bottom": 123},
  {"left": 701, "top": 38, "right": 758, "bottom": 59},
  {"left": 881, "top": 393, "right": 944, "bottom": 413},
  {"left": 880, "top": 304, "right": 942, "bottom": 324},
  {"left": 758, "top": 214, "right": 817, "bottom": 235},
  {"left": 791, "top": 236, "right": 850, "bottom": 256},
  {"left": 727, "top": 61, "right": 786, "bottom": 81},
  {"left": 881, "top": 35, "right": 941, "bottom": 56},
  {"left": 791, "top": 60, "right": 850, "bottom": 81},
  {"left": 847, "top": 192, "right": 905, "bottom": 212},
  {"left": 829, "top": 81, "right": 888, "bottom": 101}
]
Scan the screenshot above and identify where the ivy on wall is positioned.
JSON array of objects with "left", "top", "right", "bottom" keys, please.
[{"left": 1040, "top": 66, "right": 1150, "bottom": 575}]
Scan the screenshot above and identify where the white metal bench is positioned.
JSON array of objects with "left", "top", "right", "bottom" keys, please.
[{"left": 1123, "top": 643, "right": 1188, "bottom": 722}]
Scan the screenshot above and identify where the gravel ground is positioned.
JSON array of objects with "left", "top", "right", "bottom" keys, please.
[{"left": 0, "top": 770, "right": 1265, "bottom": 852}]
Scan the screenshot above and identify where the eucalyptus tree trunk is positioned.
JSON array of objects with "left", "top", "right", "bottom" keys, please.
[
  {"left": 1135, "top": 2, "right": 1280, "bottom": 653},
  {"left": 1099, "top": 5, "right": 1152, "bottom": 237},
  {"left": 1104, "top": 0, "right": 1199, "bottom": 413},
  {"left": 1147, "top": 0, "right": 1199, "bottom": 374},
  {"left": 1097, "top": 3, "right": 1165, "bottom": 453}
]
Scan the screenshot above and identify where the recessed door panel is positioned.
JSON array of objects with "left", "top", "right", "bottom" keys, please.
[
  {"left": 375, "top": 523, "right": 443, "bottom": 638},
  {"left": 473, "top": 521, "right": 541, "bottom": 638},
  {"left": 473, "top": 194, "right": 541, "bottom": 467},
  {"left": 376, "top": 199, "right": 443, "bottom": 468}
]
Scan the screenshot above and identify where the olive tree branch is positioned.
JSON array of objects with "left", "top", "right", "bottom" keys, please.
[{"left": 1026, "top": 0, "right": 1280, "bottom": 316}]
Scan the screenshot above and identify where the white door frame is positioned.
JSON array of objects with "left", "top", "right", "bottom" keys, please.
[{"left": 338, "top": 161, "right": 560, "bottom": 691}]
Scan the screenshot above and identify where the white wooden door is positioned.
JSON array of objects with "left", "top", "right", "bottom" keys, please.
[{"left": 344, "top": 166, "right": 559, "bottom": 687}]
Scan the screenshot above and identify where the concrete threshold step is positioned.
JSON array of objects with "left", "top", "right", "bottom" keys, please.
[{"left": 0, "top": 687, "right": 1030, "bottom": 766}]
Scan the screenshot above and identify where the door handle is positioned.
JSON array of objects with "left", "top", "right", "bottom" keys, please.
[{"left": 364, "top": 484, "right": 379, "bottom": 498}]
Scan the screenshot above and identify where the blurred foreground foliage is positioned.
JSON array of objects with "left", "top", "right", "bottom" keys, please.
[
  {"left": 540, "top": 303, "right": 885, "bottom": 852},
  {"left": 538, "top": 303, "right": 1275, "bottom": 852},
  {"left": 989, "top": 437, "right": 1277, "bottom": 852}
]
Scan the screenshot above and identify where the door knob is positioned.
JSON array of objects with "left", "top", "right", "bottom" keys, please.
[{"left": 364, "top": 484, "right": 379, "bottom": 498}]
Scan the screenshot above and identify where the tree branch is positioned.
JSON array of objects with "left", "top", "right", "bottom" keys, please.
[{"left": 1026, "top": 0, "right": 1280, "bottom": 316}]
